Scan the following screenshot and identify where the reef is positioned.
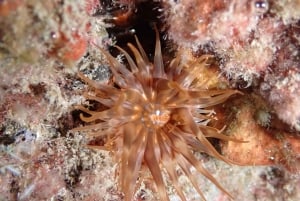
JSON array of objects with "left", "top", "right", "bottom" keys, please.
[
  {"left": 163, "top": 0, "right": 300, "bottom": 131},
  {"left": 0, "top": 0, "right": 300, "bottom": 201}
]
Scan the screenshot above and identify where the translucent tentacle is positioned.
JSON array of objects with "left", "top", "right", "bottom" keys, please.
[
  {"left": 177, "top": 155, "right": 207, "bottom": 201},
  {"left": 158, "top": 133, "right": 187, "bottom": 201},
  {"left": 122, "top": 123, "right": 148, "bottom": 201},
  {"left": 153, "top": 26, "right": 166, "bottom": 79},
  {"left": 144, "top": 131, "right": 169, "bottom": 201},
  {"left": 134, "top": 35, "right": 150, "bottom": 64}
]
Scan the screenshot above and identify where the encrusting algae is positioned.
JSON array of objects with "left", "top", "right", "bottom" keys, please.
[{"left": 73, "top": 27, "right": 243, "bottom": 201}]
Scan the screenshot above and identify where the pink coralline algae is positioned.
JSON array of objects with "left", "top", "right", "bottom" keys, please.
[
  {"left": 163, "top": 0, "right": 300, "bottom": 131},
  {"left": 260, "top": 29, "right": 300, "bottom": 131}
]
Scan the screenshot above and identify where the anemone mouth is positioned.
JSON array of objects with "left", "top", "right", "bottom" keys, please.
[
  {"left": 148, "top": 107, "right": 170, "bottom": 128},
  {"left": 73, "top": 27, "right": 242, "bottom": 201}
]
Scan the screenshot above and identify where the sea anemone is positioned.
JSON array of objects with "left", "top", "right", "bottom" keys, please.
[{"left": 73, "top": 28, "right": 242, "bottom": 201}]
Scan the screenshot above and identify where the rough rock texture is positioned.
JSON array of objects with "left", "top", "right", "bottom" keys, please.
[{"left": 163, "top": 0, "right": 300, "bottom": 131}]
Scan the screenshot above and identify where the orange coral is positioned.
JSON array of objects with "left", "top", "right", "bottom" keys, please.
[
  {"left": 73, "top": 29, "right": 242, "bottom": 201},
  {"left": 48, "top": 31, "right": 87, "bottom": 63},
  {"left": 222, "top": 96, "right": 300, "bottom": 172},
  {"left": 0, "top": 0, "right": 23, "bottom": 17}
]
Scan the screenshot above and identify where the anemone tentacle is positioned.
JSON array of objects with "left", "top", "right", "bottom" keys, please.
[{"left": 74, "top": 28, "right": 242, "bottom": 201}]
